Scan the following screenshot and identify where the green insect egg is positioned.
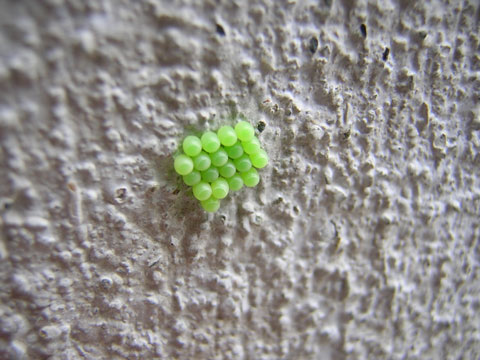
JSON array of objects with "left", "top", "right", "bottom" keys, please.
[
  {"left": 227, "top": 173, "right": 244, "bottom": 191},
  {"left": 210, "top": 148, "right": 229, "bottom": 167},
  {"left": 241, "top": 136, "right": 261, "bottom": 155},
  {"left": 193, "top": 151, "right": 211, "bottom": 171},
  {"left": 217, "top": 125, "right": 237, "bottom": 147},
  {"left": 183, "top": 170, "right": 201, "bottom": 186},
  {"left": 235, "top": 121, "right": 255, "bottom": 142},
  {"left": 234, "top": 154, "right": 252, "bottom": 173},
  {"left": 201, "top": 131, "right": 221, "bottom": 153},
  {"left": 250, "top": 149, "right": 269, "bottom": 169},
  {"left": 225, "top": 141, "right": 244, "bottom": 159},
  {"left": 201, "top": 197, "right": 221, "bottom": 213},
  {"left": 201, "top": 167, "right": 219, "bottom": 183},
  {"left": 193, "top": 182, "right": 212, "bottom": 201},
  {"left": 211, "top": 178, "right": 229, "bottom": 199},
  {"left": 182, "top": 135, "right": 202, "bottom": 157},
  {"left": 241, "top": 167, "right": 260, "bottom": 187},
  {"left": 174, "top": 154, "right": 194, "bottom": 176},
  {"left": 219, "top": 160, "right": 236, "bottom": 178}
]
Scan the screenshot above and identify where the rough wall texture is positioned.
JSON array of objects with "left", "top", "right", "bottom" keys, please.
[{"left": 1, "top": 0, "right": 480, "bottom": 359}]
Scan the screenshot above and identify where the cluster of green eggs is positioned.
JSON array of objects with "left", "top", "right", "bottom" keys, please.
[{"left": 174, "top": 121, "right": 268, "bottom": 212}]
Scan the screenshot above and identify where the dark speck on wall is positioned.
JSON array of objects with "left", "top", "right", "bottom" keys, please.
[
  {"left": 360, "top": 24, "right": 367, "bottom": 38},
  {"left": 309, "top": 37, "right": 318, "bottom": 54},
  {"left": 216, "top": 24, "right": 225, "bottom": 36},
  {"left": 257, "top": 121, "right": 266, "bottom": 133},
  {"left": 382, "top": 47, "right": 390, "bottom": 61}
]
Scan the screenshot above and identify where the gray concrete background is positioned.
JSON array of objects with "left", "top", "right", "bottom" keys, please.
[{"left": 1, "top": 0, "right": 479, "bottom": 359}]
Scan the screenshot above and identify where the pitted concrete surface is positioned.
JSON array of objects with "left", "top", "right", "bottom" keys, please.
[{"left": 1, "top": 1, "right": 479, "bottom": 359}]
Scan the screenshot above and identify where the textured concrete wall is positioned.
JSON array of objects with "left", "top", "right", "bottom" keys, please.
[{"left": 1, "top": 0, "right": 479, "bottom": 359}]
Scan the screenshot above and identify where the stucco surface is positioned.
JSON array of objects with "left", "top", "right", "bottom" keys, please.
[{"left": 1, "top": 0, "right": 480, "bottom": 359}]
